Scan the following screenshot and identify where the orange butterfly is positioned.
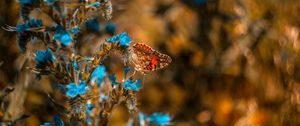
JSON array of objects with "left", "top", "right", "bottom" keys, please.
[{"left": 129, "top": 43, "right": 172, "bottom": 74}]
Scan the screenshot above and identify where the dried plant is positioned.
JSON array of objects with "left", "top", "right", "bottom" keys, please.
[{"left": 2, "top": 0, "right": 172, "bottom": 126}]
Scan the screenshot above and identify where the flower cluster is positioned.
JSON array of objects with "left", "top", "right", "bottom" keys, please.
[
  {"left": 66, "top": 81, "right": 90, "bottom": 98},
  {"left": 35, "top": 48, "right": 56, "bottom": 68},
  {"left": 53, "top": 27, "right": 73, "bottom": 46},
  {"left": 15, "top": 18, "right": 43, "bottom": 32},
  {"left": 6, "top": 0, "right": 172, "bottom": 125},
  {"left": 90, "top": 65, "right": 106, "bottom": 86},
  {"left": 124, "top": 78, "right": 142, "bottom": 92},
  {"left": 107, "top": 32, "right": 132, "bottom": 47}
]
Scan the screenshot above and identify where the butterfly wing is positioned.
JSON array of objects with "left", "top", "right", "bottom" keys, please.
[
  {"left": 129, "top": 43, "right": 152, "bottom": 72},
  {"left": 129, "top": 43, "right": 172, "bottom": 73},
  {"left": 151, "top": 50, "right": 172, "bottom": 71}
]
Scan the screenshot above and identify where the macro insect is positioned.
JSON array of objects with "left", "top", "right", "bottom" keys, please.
[{"left": 129, "top": 42, "right": 172, "bottom": 74}]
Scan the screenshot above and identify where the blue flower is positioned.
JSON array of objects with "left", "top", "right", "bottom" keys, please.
[
  {"left": 28, "top": 18, "right": 43, "bottom": 27},
  {"left": 86, "top": 18, "right": 100, "bottom": 32},
  {"left": 86, "top": 117, "right": 93, "bottom": 124},
  {"left": 70, "top": 26, "right": 79, "bottom": 34},
  {"left": 123, "top": 66, "right": 130, "bottom": 81},
  {"left": 88, "top": 2, "right": 101, "bottom": 8},
  {"left": 90, "top": 65, "right": 106, "bottom": 86},
  {"left": 131, "top": 80, "right": 142, "bottom": 91},
  {"left": 16, "top": 24, "right": 28, "bottom": 32},
  {"left": 124, "top": 77, "right": 142, "bottom": 92},
  {"left": 53, "top": 115, "right": 64, "bottom": 126},
  {"left": 124, "top": 77, "right": 133, "bottom": 89},
  {"left": 105, "top": 23, "right": 117, "bottom": 35},
  {"left": 106, "top": 32, "right": 132, "bottom": 47},
  {"left": 15, "top": 19, "right": 42, "bottom": 32},
  {"left": 19, "top": 0, "right": 37, "bottom": 4},
  {"left": 100, "top": 94, "right": 109, "bottom": 101},
  {"left": 66, "top": 81, "right": 90, "bottom": 98},
  {"left": 35, "top": 49, "right": 56, "bottom": 63},
  {"left": 109, "top": 74, "right": 120, "bottom": 86},
  {"left": 35, "top": 48, "right": 56, "bottom": 66},
  {"left": 54, "top": 31, "right": 72, "bottom": 46},
  {"left": 118, "top": 32, "right": 131, "bottom": 46},
  {"left": 42, "top": 115, "right": 64, "bottom": 126},
  {"left": 72, "top": 59, "right": 79, "bottom": 70},
  {"left": 139, "top": 112, "right": 147, "bottom": 125},
  {"left": 107, "top": 35, "right": 119, "bottom": 43},
  {"left": 86, "top": 103, "right": 94, "bottom": 123},
  {"left": 86, "top": 103, "right": 94, "bottom": 115},
  {"left": 148, "top": 113, "right": 171, "bottom": 126},
  {"left": 42, "top": 122, "right": 52, "bottom": 126}
]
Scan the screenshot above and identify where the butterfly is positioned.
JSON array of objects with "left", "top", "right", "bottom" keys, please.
[{"left": 129, "top": 42, "right": 172, "bottom": 74}]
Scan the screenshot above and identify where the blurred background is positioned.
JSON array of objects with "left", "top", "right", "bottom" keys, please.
[{"left": 1, "top": 0, "right": 300, "bottom": 125}]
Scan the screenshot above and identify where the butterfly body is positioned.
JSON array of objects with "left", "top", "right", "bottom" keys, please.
[{"left": 129, "top": 43, "right": 172, "bottom": 74}]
